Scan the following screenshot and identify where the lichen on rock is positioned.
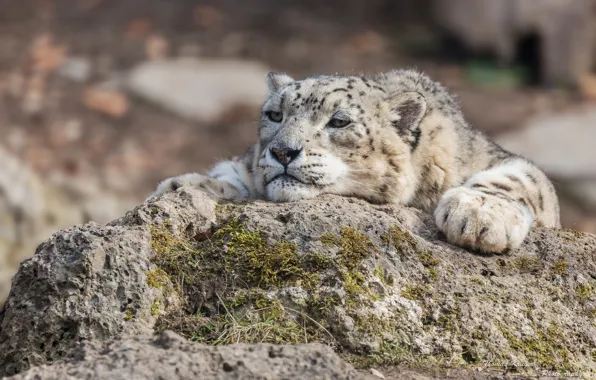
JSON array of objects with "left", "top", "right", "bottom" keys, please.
[{"left": 149, "top": 217, "right": 393, "bottom": 350}]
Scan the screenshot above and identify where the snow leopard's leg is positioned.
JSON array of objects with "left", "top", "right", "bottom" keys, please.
[
  {"left": 434, "top": 158, "right": 560, "bottom": 254},
  {"left": 147, "top": 154, "right": 255, "bottom": 201}
]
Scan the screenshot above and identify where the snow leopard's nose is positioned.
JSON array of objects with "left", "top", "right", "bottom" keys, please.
[{"left": 270, "top": 147, "right": 303, "bottom": 166}]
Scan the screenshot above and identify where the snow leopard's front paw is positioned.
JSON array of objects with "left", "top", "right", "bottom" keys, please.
[
  {"left": 434, "top": 186, "right": 534, "bottom": 254},
  {"left": 147, "top": 173, "right": 245, "bottom": 201}
]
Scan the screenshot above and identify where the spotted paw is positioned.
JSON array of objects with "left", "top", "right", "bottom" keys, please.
[
  {"left": 147, "top": 173, "right": 244, "bottom": 201},
  {"left": 434, "top": 186, "right": 533, "bottom": 253}
]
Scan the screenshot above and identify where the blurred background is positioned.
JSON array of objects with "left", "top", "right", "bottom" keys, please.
[{"left": 1, "top": 0, "right": 596, "bottom": 303}]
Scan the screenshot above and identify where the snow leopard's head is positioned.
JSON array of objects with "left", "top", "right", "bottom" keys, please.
[{"left": 254, "top": 70, "right": 431, "bottom": 204}]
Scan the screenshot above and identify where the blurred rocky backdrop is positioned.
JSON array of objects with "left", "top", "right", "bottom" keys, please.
[{"left": 1, "top": 0, "right": 596, "bottom": 304}]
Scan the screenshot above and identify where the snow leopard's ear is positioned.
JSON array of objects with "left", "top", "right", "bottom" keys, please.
[
  {"left": 267, "top": 72, "right": 294, "bottom": 92},
  {"left": 387, "top": 91, "right": 427, "bottom": 132}
]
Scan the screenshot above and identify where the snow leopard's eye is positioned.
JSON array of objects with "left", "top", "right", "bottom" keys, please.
[
  {"left": 327, "top": 117, "right": 351, "bottom": 128},
  {"left": 265, "top": 111, "right": 283, "bottom": 123}
]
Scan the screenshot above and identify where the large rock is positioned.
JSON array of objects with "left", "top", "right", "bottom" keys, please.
[
  {"left": 10, "top": 331, "right": 362, "bottom": 380},
  {"left": 0, "top": 189, "right": 216, "bottom": 376},
  {"left": 126, "top": 58, "right": 270, "bottom": 123},
  {"left": 1, "top": 188, "right": 596, "bottom": 378},
  {"left": 0, "top": 146, "right": 81, "bottom": 304},
  {"left": 0, "top": 146, "right": 136, "bottom": 305}
]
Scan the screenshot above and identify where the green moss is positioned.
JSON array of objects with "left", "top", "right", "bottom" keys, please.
[
  {"left": 575, "top": 284, "right": 593, "bottom": 302},
  {"left": 319, "top": 227, "right": 379, "bottom": 303},
  {"left": 401, "top": 285, "right": 427, "bottom": 301},
  {"left": 417, "top": 250, "right": 440, "bottom": 281},
  {"left": 383, "top": 226, "right": 418, "bottom": 253},
  {"left": 302, "top": 251, "right": 335, "bottom": 272},
  {"left": 151, "top": 300, "right": 161, "bottom": 317},
  {"left": 145, "top": 268, "right": 170, "bottom": 289},
  {"left": 342, "top": 270, "right": 366, "bottom": 295},
  {"left": 151, "top": 219, "right": 318, "bottom": 290},
  {"left": 373, "top": 267, "right": 394, "bottom": 286},
  {"left": 551, "top": 259, "right": 568, "bottom": 276},
  {"left": 499, "top": 323, "right": 573, "bottom": 371},
  {"left": 149, "top": 224, "right": 197, "bottom": 288},
  {"left": 382, "top": 227, "right": 440, "bottom": 282},
  {"left": 335, "top": 228, "right": 382, "bottom": 303},
  {"left": 361, "top": 334, "right": 449, "bottom": 371},
  {"left": 320, "top": 232, "right": 340, "bottom": 246},
  {"left": 345, "top": 313, "right": 420, "bottom": 367},
  {"left": 513, "top": 256, "right": 541, "bottom": 273},
  {"left": 148, "top": 220, "right": 481, "bottom": 369},
  {"left": 124, "top": 309, "right": 134, "bottom": 321},
  {"left": 461, "top": 345, "right": 481, "bottom": 364},
  {"left": 214, "top": 202, "right": 240, "bottom": 216},
  {"left": 367, "top": 338, "right": 411, "bottom": 366},
  {"left": 145, "top": 218, "right": 591, "bottom": 374},
  {"left": 418, "top": 250, "right": 440, "bottom": 267},
  {"left": 373, "top": 266, "right": 384, "bottom": 281},
  {"left": 351, "top": 313, "right": 397, "bottom": 338},
  {"left": 305, "top": 291, "right": 342, "bottom": 322},
  {"left": 427, "top": 267, "right": 438, "bottom": 281},
  {"left": 149, "top": 220, "right": 378, "bottom": 348},
  {"left": 334, "top": 227, "right": 375, "bottom": 270},
  {"left": 145, "top": 266, "right": 177, "bottom": 315},
  {"left": 435, "top": 303, "right": 460, "bottom": 332}
]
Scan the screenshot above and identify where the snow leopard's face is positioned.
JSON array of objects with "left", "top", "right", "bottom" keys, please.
[{"left": 254, "top": 73, "right": 425, "bottom": 204}]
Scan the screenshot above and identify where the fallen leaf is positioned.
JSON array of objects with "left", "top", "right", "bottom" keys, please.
[{"left": 82, "top": 87, "right": 130, "bottom": 118}]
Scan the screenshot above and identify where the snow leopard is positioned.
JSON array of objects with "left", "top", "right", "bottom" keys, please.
[{"left": 148, "top": 69, "right": 560, "bottom": 254}]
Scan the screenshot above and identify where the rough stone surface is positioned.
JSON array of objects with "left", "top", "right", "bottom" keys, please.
[
  {"left": 9, "top": 330, "right": 363, "bottom": 380},
  {"left": 0, "top": 145, "right": 136, "bottom": 305},
  {"left": 1, "top": 188, "right": 596, "bottom": 379},
  {"left": 0, "top": 189, "right": 217, "bottom": 376},
  {"left": 0, "top": 146, "right": 84, "bottom": 304},
  {"left": 126, "top": 58, "right": 270, "bottom": 123},
  {"left": 0, "top": 223, "right": 157, "bottom": 375}
]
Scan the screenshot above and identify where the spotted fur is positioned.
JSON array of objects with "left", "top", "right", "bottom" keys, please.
[{"left": 149, "top": 69, "right": 560, "bottom": 253}]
